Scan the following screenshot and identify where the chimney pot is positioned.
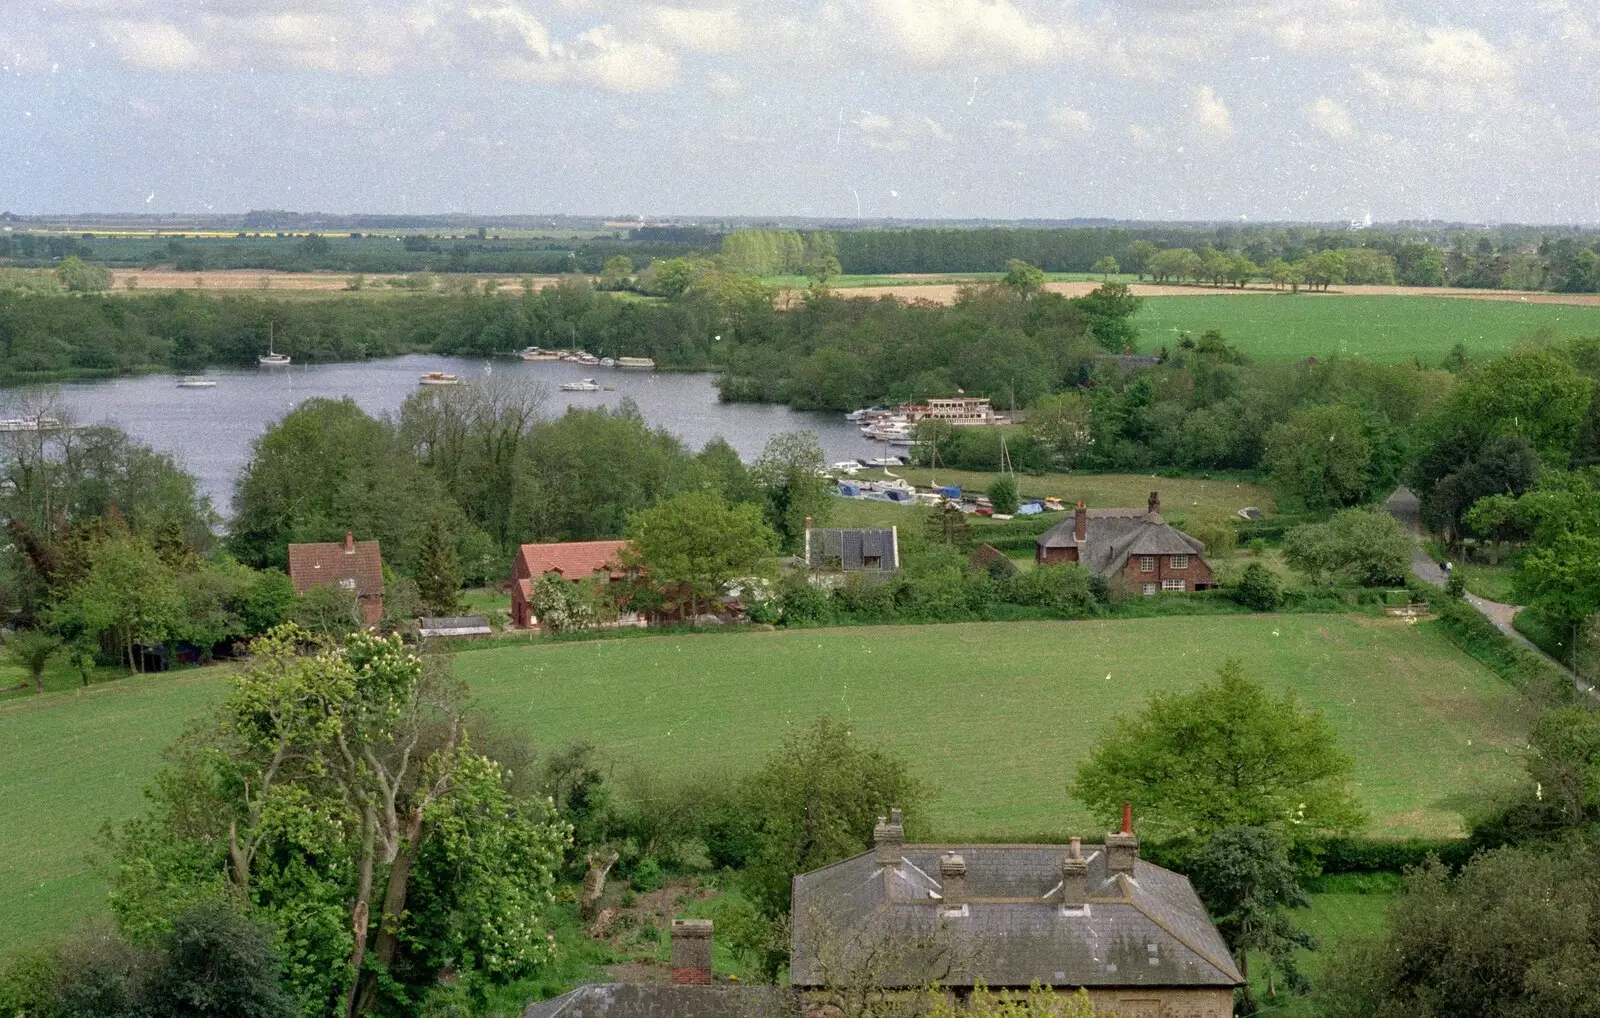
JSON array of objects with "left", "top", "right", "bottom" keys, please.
[
  {"left": 670, "top": 918, "right": 714, "bottom": 985},
  {"left": 873, "top": 808, "right": 905, "bottom": 866},
  {"left": 1122, "top": 803, "right": 1132, "bottom": 835},
  {"left": 345, "top": 530, "right": 355, "bottom": 554},
  {"left": 940, "top": 852, "right": 967, "bottom": 906},
  {"left": 1148, "top": 491, "right": 1160, "bottom": 516},
  {"left": 1074, "top": 501, "right": 1087, "bottom": 543}
]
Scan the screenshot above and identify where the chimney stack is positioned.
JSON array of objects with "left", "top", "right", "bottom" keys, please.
[
  {"left": 940, "top": 852, "right": 967, "bottom": 906},
  {"left": 1061, "top": 837, "right": 1088, "bottom": 908},
  {"left": 1147, "top": 491, "right": 1161, "bottom": 517},
  {"left": 670, "top": 919, "right": 714, "bottom": 985},
  {"left": 1074, "top": 501, "right": 1087, "bottom": 543},
  {"left": 344, "top": 530, "right": 355, "bottom": 555},
  {"left": 1106, "top": 804, "right": 1139, "bottom": 876},
  {"left": 873, "top": 808, "right": 905, "bottom": 867}
]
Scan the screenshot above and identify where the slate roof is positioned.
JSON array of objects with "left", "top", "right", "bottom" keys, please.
[
  {"left": 417, "top": 616, "right": 492, "bottom": 637},
  {"left": 1035, "top": 510, "right": 1204, "bottom": 576},
  {"left": 790, "top": 844, "right": 1243, "bottom": 990},
  {"left": 523, "top": 985, "right": 798, "bottom": 1018},
  {"left": 287, "top": 539, "right": 383, "bottom": 598},
  {"left": 516, "top": 541, "right": 630, "bottom": 580},
  {"left": 805, "top": 528, "right": 898, "bottom": 570}
]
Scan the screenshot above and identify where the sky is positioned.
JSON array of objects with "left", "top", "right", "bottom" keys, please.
[{"left": 2, "top": 1, "right": 1598, "bottom": 223}]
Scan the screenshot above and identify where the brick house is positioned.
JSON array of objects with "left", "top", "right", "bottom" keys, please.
[
  {"left": 287, "top": 532, "right": 385, "bottom": 626},
  {"left": 1035, "top": 492, "right": 1214, "bottom": 594},
  {"left": 510, "top": 540, "right": 633, "bottom": 629},
  {"left": 788, "top": 809, "right": 1243, "bottom": 1016}
]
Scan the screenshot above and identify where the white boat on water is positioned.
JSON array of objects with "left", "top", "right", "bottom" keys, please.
[
  {"left": 0, "top": 415, "right": 64, "bottom": 433},
  {"left": 419, "top": 371, "right": 462, "bottom": 386},
  {"left": 560, "top": 378, "right": 603, "bottom": 392},
  {"left": 599, "top": 357, "right": 616, "bottom": 368},
  {"left": 259, "top": 350, "right": 291, "bottom": 366},
  {"left": 520, "top": 347, "right": 561, "bottom": 361},
  {"left": 615, "top": 356, "right": 656, "bottom": 371},
  {"left": 175, "top": 376, "right": 217, "bottom": 388},
  {"left": 844, "top": 405, "right": 886, "bottom": 422}
]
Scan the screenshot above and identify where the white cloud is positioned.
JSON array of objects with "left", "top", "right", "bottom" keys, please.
[
  {"left": 1049, "top": 105, "right": 1093, "bottom": 137},
  {"left": 855, "top": 0, "right": 1062, "bottom": 69},
  {"left": 1187, "top": 84, "right": 1234, "bottom": 139},
  {"left": 101, "top": 20, "right": 202, "bottom": 71},
  {"left": 857, "top": 111, "right": 953, "bottom": 152},
  {"left": 644, "top": 5, "right": 745, "bottom": 54},
  {"left": 707, "top": 70, "right": 740, "bottom": 95},
  {"left": 1305, "top": 96, "right": 1355, "bottom": 139}
]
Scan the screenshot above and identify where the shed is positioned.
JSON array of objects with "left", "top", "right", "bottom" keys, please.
[{"left": 417, "top": 615, "right": 492, "bottom": 638}]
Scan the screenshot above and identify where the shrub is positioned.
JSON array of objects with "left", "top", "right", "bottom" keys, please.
[
  {"left": 1233, "top": 562, "right": 1283, "bottom": 611},
  {"left": 140, "top": 902, "right": 296, "bottom": 1018},
  {"left": 1007, "top": 564, "right": 1096, "bottom": 616},
  {"left": 629, "top": 857, "right": 664, "bottom": 893},
  {"left": 987, "top": 474, "right": 1020, "bottom": 515},
  {"left": 1284, "top": 507, "right": 1410, "bottom": 586},
  {"left": 1445, "top": 571, "right": 1467, "bottom": 598}
]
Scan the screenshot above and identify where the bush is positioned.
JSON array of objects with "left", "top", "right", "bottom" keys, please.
[
  {"left": 987, "top": 475, "right": 1020, "bottom": 515},
  {"left": 1006, "top": 564, "right": 1096, "bottom": 616},
  {"left": 628, "top": 857, "right": 664, "bottom": 893},
  {"left": 1284, "top": 507, "right": 1410, "bottom": 587},
  {"left": 140, "top": 902, "right": 296, "bottom": 1018},
  {"left": 1445, "top": 571, "right": 1467, "bottom": 597},
  {"left": 1233, "top": 562, "right": 1283, "bottom": 611}
]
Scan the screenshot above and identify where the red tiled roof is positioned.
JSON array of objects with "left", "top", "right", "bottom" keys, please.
[
  {"left": 288, "top": 540, "right": 384, "bottom": 598},
  {"left": 516, "top": 540, "right": 630, "bottom": 581}
]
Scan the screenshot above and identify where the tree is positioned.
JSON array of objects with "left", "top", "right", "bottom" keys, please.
[
  {"left": 1189, "top": 827, "right": 1313, "bottom": 1013},
  {"left": 806, "top": 255, "right": 842, "bottom": 287},
  {"left": 924, "top": 502, "right": 973, "bottom": 548},
  {"left": 1283, "top": 508, "right": 1410, "bottom": 587},
  {"left": 1070, "top": 659, "right": 1364, "bottom": 848},
  {"left": 754, "top": 431, "right": 832, "bottom": 553},
  {"left": 1233, "top": 562, "right": 1283, "bottom": 611},
  {"left": 51, "top": 535, "right": 182, "bottom": 672},
  {"left": 106, "top": 625, "right": 571, "bottom": 1016},
  {"left": 1002, "top": 259, "right": 1047, "bottom": 299},
  {"left": 741, "top": 716, "right": 925, "bottom": 920},
  {"left": 1264, "top": 402, "right": 1376, "bottom": 510},
  {"left": 139, "top": 902, "right": 297, "bottom": 1018},
  {"left": 1027, "top": 392, "right": 1095, "bottom": 469},
  {"left": 599, "top": 254, "right": 633, "bottom": 285},
  {"left": 288, "top": 583, "right": 363, "bottom": 640},
  {"left": 1123, "top": 240, "right": 1157, "bottom": 279},
  {"left": 528, "top": 572, "right": 596, "bottom": 634},
  {"left": 1091, "top": 256, "right": 1119, "bottom": 279},
  {"left": 987, "top": 474, "right": 1020, "bottom": 515},
  {"left": 414, "top": 515, "right": 464, "bottom": 616},
  {"left": 1070, "top": 281, "right": 1143, "bottom": 351},
  {"left": 3, "top": 629, "right": 62, "bottom": 694},
  {"left": 1318, "top": 845, "right": 1600, "bottom": 1018},
  {"left": 54, "top": 255, "right": 112, "bottom": 292},
  {"left": 624, "top": 489, "right": 776, "bottom": 620}
]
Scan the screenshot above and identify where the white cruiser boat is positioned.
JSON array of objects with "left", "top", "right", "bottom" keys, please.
[
  {"left": 560, "top": 378, "right": 603, "bottom": 392},
  {"left": 615, "top": 356, "right": 656, "bottom": 371},
  {"left": 520, "top": 347, "right": 561, "bottom": 361},
  {"left": 175, "top": 376, "right": 217, "bottom": 388}
]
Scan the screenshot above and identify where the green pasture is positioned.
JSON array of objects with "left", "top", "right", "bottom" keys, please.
[
  {"left": 1133, "top": 294, "right": 1600, "bottom": 364},
  {"left": 764, "top": 272, "right": 1136, "bottom": 288},
  {"left": 0, "top": 615, "right": 1530, "bottom": 945}
]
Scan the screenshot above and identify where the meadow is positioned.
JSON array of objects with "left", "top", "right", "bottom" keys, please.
[
  {"left": 0, "top": 614, "right": 1531, "bottom": 943},
  {"left": 1132, "top": 294, "right": 1600, "bottom": 364}
]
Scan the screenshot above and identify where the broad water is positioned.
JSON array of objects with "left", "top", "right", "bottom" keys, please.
[{"left": 19, "top": 355, "right": 884, "bottom": 515}]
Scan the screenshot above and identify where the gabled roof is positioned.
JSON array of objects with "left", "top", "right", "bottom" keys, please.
[
  {"left": 523, "top": 985, "right": 797, "bottom": 1018},
  {"left": 287, "top": 540, "right": 383, "bottom": 598},
  {"left": 1035, "top": 511, "right": 1204, "bottom": 576},
  {"left": 806, "top": 528, "right": 898, "bottom": 570},
  {"left": 516, "top": 540, "right": 630, "bottom": 581},
  {"left": 790, "top": 844, "right": 1243, "bottom": 990}
]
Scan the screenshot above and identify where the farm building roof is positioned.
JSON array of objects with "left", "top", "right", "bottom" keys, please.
[
  {"left": 522, "top": 985, "right": 798, "bottom": 1018},
  {"left": 804, "top": 527, "right": 899, "bottom": 570},
  {"left": 789, "top": 843, "right": 1243, "bottom": 990},
  {"left": 516, "top": 540, "right": 630, "bottom": 580},
  {"left": 286, "top": 535, "right": 383, "bottom": 598}
]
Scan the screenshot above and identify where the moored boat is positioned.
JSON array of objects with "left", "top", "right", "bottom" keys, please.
[
  {"left": 419, "top": 371, "right": 462, "bottom": 386},
  {"left": 599, "top": 357, "right": 616, "bottom": 368},
  {"left": 520, "top": 347, "right": 561, "bottom": 361},
  {"left": 175, "top": 376, "right": 217, "bottom": 388},
  {"left": 0, "top": 415, "right": 65, "bottom": 432},
  {"left": 560, "top": 378, "right": 603, "bottom": 391},
  {"left": 615, "top": 356, "right": 656, "bottom": 371},
  {"left": 258, "top": 350, "right": 291, "bottom": 366}
]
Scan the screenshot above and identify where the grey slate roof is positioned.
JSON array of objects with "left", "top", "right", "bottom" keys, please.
[
  {"left": 417, "top": 615, "right": 493, "bottom": 637},
  {"left": 806, "top": 528, "right": 898, "bottom": 570},
  {"left": 1035, "top": 511, "right": 1204, "bottom": 576},
  {"left": 790, "top": 845, "right": 1243, "bottom": 990},
  {"left": 523, "top": 985, "right": 798, "bottom": 1018}
]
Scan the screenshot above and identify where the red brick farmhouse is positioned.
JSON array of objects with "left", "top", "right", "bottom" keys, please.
[{"left": 1035, "top": 492, "right": 1214, "bottom": 593}]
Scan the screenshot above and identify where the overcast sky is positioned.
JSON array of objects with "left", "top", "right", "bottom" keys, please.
[{"left": 3, "top": 1, "right": 1598, "bottom": 223}]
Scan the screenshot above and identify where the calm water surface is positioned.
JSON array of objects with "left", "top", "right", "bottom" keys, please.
[{"left": 30, "top": 355, "right": 884, "bottom": 515}]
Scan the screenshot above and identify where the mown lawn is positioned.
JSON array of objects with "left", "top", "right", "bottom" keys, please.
[
  {"left": 1249, "top": 882, "right": 1396, "bottom": 1017},
  {"left": 460, "top": 615, "right": 1532, "bottom": 842},
  {"left": 1134, "top": 295, "right": 1600, "bottom": 364}
]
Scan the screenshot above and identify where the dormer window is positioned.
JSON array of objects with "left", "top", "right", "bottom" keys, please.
[{"left": 340, "top": 578, "right": 357, "bottom": 590}]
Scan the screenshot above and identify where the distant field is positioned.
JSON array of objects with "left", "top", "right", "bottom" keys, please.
[
  {"left": 0, "top": 615, "right": 1531, "bottom": 942},
  {"left": 1133, "top": 294, "right": 1600, "bottom": 364}
]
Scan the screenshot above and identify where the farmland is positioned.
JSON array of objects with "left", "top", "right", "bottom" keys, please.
[{"left": 0, "top": 614, "right": 1532, "bottom": 942}]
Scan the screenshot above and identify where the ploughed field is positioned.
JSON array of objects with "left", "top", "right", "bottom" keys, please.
[{"left": 0, "top": 615, "right": 1532, "bottom": 941}]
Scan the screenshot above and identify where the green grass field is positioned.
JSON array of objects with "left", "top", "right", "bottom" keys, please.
[
  {"left": 1133, "top": 294, "right": 1600, "bottom": 364},
  {"left": 0, "top": 615, "right": 1528, "bottom": 945}
]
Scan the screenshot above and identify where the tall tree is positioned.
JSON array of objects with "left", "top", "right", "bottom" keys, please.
[
  {"left": 1070, "top": 659, "right": 1365, "bottom": 849},
  {"left": 754, "top": 431, "right": 832, "bottom": 553},
  {"left": 414, "top": 515, "right": 464, "bottom": 616},
  {"left": 1190, "top": 827, "right": 1314, "bottom": 1013},
  {"left": 623, "top": 489, "right": 776, "bottom": 620}
]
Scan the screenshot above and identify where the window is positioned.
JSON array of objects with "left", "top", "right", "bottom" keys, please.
[
  {"left": 1140, "top": 556, "right": 1156, "bottom": 572},
  {"left": 863, "top": 555, "right": 882, "bottom": 569},
  {"left": 1170, "top": 554, "right": 1189, "bottom": 570},
  {"left": 1142, "top": 583, "right": 1157, "bottom": 596},
  {"left": 1162, "top": 579, "right": 1185, "bottom": 592}
]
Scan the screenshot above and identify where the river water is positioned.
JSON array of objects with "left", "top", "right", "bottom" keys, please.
[{"left": 20, "top": 355, "right": 884, "bottom": 515}]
